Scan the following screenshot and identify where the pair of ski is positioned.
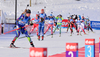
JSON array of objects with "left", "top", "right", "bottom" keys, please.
[
  {"left": 19, "top": 33, "right": 61, "bottom": 39},
  {"left": 0, "top": 46, "right": 29, "bottom": 49},
  {"left": 70, "top": 32, "right": 84, "bottom": 36},
  {"left": 19, "top": 34, "right": 54, "bottom": 39},
  {"left": 70, "top": 33, "right": 82, "bottom": 36},
  {"left": 66, "top": 31, "right": 87, "bottom": 36}
]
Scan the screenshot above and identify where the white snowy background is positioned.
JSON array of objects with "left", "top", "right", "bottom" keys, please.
[{"left": 0, "top": 0, "right": 100, "bottom": 57}]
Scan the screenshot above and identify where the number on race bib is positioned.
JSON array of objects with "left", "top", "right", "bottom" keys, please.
[
  {"left": 68, "top": 51, "right": 74, "bottom": 57},
  {"left": 57, "top": 20, "right": 62, "bottom": 23},
  {"left": 87, "top": 46, "right": 91, "bottom": 57},
  {"left": 49, "top": 20, "right": 53, "bottom": 23}
]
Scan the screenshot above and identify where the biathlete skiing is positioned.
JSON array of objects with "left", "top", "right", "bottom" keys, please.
[
  {"left": 53, "top": 14, "right": 63, "bottom": 37},
  {"left": 29, "top": 14, "right": 40, "bottom": 36},
  {"left": 44, "top": 14, "right": 55, "bottom": 38},
  {"left": 10, "top": 9, "right": 35, "bottom": 48},
  {"left": 38, "top": 9, "right": 47, "bottom": 41},
  {"left": 76, "top": 18, "right": 86, "bottom": 35}
]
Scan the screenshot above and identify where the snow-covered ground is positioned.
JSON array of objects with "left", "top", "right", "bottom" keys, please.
[
  {"left": 0, "top": 0, "right": 100, "bottom": 21},
  {"left": 0, "top": 0, "right": 100, "bottom": 57},
  {"left": 0, "top": 29, "right": 100, "bottom": 57}
]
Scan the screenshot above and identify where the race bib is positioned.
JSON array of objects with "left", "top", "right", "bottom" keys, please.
[
  {"left": 49, "top": 20, "right": 54, "bottom": 23},
  {"left": 57, "top": 19, "right": 62, "bottom": 23}
]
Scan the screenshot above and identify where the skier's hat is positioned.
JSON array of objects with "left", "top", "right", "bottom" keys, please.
[
  {"left": 50, "top": 14, "right": 53, "bottom": 16},
  {"left": 59, "top": 14, "right": 62, "bottom": 17},
  {"left": 41, "top": 9, "right": 44, "bottom": 11},
  {"left": 26, "top": 9, "right": 31, "bottom": 13}
]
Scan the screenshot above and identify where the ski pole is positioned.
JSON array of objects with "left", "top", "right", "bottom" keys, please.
[
  {"left": 3, "top": 25, "right": 29, "bottom": 34},
  {"left": 3, "top": 18, "right": 34, "bottom": 34}
]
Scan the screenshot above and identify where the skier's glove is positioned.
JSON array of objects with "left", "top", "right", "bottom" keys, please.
[
  {"left": 13, "top": 25, "right": 16, "bottom": 29},
  {"left": 13, "top": 25, "right": 19, "bottom": 29},
  {"left": 41, "top": 18, "right": 44, "bottom": 22}
]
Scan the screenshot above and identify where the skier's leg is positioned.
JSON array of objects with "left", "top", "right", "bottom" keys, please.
[
  {"left": 74, "top": 24, "right": 76, "bottom": 30},
  {"left": 67, "top": 24, "right": 70, "bottom": 32},
  {"left": 89, "top": 25, "right": 93, "bottom": 32},
  {"left": 70, "top": 24, "right": 73, "bottom": 34},
  {"left": 53, "top": 25, "right": 58, "bottom": 33},
  {"left": 59, "top": 25, "right": 61, "bottom": 37},
  {"left": 10, "top": 30, "right": 20, "bottom": 47},
  {"left": 59, "top": 25, "right": 61, "bottom": 34},
  {"left": 38, "top": 24, "right": 42, "bottom": 40},
  {"left": 76, "top": 24, "right": 77, "bottom": 31},
  {"left": 67, "top": 26, "right": 69, "bottom": 32},
  {"left": 12, "top": 30, "right": 20, "bottom": 43},
  {"left": 30, "top": 25, "right": 35, "bottom": 34},
  {"left": 87, "top": 25, "right": 89, "bottom": 31},
  {"left": 38, "top": 24, "right": 41, "bottom": 36},
  {"left": 81, "top": 26, "right": 86, "bottom": 34},
  {"left": 51, "top": 25, "right": 53, "bottom": 35},
  {"left": 25, "top": 30, "right": 34, "bottom": 47},
  {"left": 72, "top": 24, "right": 74, "bottom": 33},
  {"left": 77, "top": 25, "right": 80, "bottom": 35},
  {"left": 36, "top": 24, "right": 39, "bottom": 36},
  {"left": 44, "top": 24, "right": 50, "bottom": 34},
  {"left": 42, "top": 23, "right": 44, "bottom": 40}
]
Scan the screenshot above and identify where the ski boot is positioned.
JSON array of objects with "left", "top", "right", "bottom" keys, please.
[
  {"left": 70, "top": 33, "right": 72, "bottom": 36},
  {"left": 91, "top": 31, "right": 95, "bottom": 33},
  {"left": 66, "top": 31, "right": 68, "bottom": 33},
  {"left": 38, "top": 35, "right": 40, "bottom": 41},
  {"left": 30, "top": 42, "right": 35, "bottom": 47},
  {"left": 36, "top": 33, "right": 39, "bottom": 37},
  {"left": 51, "top": 34, "right": 53, "bottom": 38},
  {"left": 77, "top": 33, "right": 79, "bottom": 35},
  {"left": 59, "top": 33, "right": 61, "bottom": 37},
  {"left": 44, "top": 33, "right": 45, "bottom": 35},
  {"left": 80, "top": 32, "right": 82, "bottom": 36},
  {"left": 42, "top": 36, "right": 44, "bottom": 40},
  {"left": 87, "top": 31, "right": 90, "bottom": 33},
  {"left": 10, "top": 43, "right": 16, "bottom": 48}
]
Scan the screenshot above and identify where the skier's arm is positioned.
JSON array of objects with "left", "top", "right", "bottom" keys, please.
[
  {"left": 44, "top": 14, "right": 47, "bottom": 20},
  {"left": 16, "top": 14, "right": 23, "bottom": 25},
  {"left": 55, "top": 17, "right": 58, "bottom": 19},
  {"left": 61, "top": 17, "right": 64, "bottom": 20},
  {"left": 89, "top": 21, "right": 90, "bottom": 24},
  {"left": 28, "top": 17, "right": 33, "bottom": 25},
  {"left": 54, "top": 17, "right": 58, "bottom": 22}
]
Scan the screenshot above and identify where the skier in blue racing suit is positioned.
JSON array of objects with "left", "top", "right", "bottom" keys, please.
[
  {"left": 38, "top": 9, "right": 47, "bottom": 41},
  {"left": 10, "top": 9, "right": 35, "bottom": 47}
]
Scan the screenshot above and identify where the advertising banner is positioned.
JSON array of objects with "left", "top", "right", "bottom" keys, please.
[
  {"left": 91, "top": 21, "right": 100, "bottom": 29},
  {"left": 62, "top": 19, "right": 68, "bottom": 27}
]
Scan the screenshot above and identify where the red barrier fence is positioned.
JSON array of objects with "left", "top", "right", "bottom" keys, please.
[{"left": 49, "top": 42, "right": 99, "bottom": 57}]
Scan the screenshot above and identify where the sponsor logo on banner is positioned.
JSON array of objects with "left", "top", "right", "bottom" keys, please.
[
  {"left": 62, "top": 22, "right": 68, "bottom": 26},
  {"left": 30, "top": 50, "right": 47, "bottom": 57},
  {"left": 62, "top": 19, "right": 68, "bottom": 27},
  {"left": 66, "top": 43, "right": 78, "bottom": 51},
  {"left": 85, "top": 39, "right": 95, "bottom": 45},
  {"left": 91, "top": 21, "right": 100, "bottom": 29}
]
